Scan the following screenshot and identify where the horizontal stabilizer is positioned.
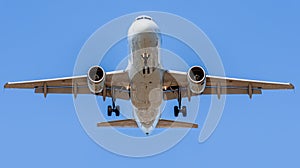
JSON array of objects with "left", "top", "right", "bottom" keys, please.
[
  {"left": 97, "top": 119, "right": 198, "bottom": 128},
  {"left": 97, "top": 119, "right": 138, "bottom": 128},
  {"left": 157, "top": 119, "right": 198, "bottom": 128}
]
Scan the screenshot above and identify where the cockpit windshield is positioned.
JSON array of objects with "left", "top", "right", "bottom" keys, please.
[{"left": 135, "top": 15, "right": 152, "bottom": 21}]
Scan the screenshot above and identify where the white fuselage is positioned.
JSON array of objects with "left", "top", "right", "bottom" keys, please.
[{"left": 127, "top": 16, "right": 162, "bottom": 134}]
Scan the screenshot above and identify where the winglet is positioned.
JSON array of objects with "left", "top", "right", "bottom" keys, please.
[
  {"left": 4, "top": 82, "right": 8, "bottom": 88},
  {"left": 290, "top": 83, "right": 295, "bottom": 90}
]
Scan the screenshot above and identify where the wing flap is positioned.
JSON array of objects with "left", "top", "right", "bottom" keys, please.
[
  {"left": 34, "top": 87, "right": 91, "bottom": 94},
  {"left": 34, "top": 87, "right": 130, "bottom": 100},
  {"left": 163, "top": 88, "right": 262, "bottom": 100},
  {"left": 202, "top": 87, "right": 262, "bottom": 94}
]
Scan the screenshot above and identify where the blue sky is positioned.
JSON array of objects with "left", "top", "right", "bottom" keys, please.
[{"left": 1, "top": 0, "right": 299, "bottom": 167}]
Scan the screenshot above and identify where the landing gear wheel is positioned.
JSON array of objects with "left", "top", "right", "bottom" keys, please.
[
  {"left": 182, "top": 106, "right": 187, "bottom": 117},
  {"left": 115, "top": 105, "right": 120, "bottom": 116},
  {"left": 174, "top": 106, "right": 179, "bottom": 117},
  {"left": 174, "top": 106, "right": 187, "bottom": 117},
  {"left": 107, "top": 105, "right": 120, "bottom": 116},
  {"left": 107, "top": 105, "right": 113, "bottom": 116}
]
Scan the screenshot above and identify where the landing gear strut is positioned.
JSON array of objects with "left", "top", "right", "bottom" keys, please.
[
  {"left": 174, "top": 88, "right": 187, "bottom": 117},
  {"left": 107, "top": 97, "right": 120, "bottom": 117}
]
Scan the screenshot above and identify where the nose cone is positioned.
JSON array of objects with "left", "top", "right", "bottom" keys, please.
[
  {"left": 128, "top": 16, "right": 160, "bottom": 36},
  {"left": 140, "top": 124, "right": 154, "bottom": 135}
]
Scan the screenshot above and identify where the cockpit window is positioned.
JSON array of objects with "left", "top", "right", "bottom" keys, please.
[{"left": 135, "top": 16, "right": 152, "bottom": 21}]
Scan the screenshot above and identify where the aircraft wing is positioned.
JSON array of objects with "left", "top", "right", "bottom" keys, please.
[
  {"left": 163, "top": 70, "right": 294, "bottom": 100},
  {"left": 4, "top": 71, "right": 130, "bottom": 100}
]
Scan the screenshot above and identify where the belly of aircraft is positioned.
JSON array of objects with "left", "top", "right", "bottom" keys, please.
[{"left": 130, "top": 68, "right": 163, "bottom": 128}]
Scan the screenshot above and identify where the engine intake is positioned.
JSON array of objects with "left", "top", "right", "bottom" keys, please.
[
  {"left": 87, "top": 65, "right": 106, "bottom": 94},
  {"left": 187, "top": 66, "right": 206, "bottom": 94}
]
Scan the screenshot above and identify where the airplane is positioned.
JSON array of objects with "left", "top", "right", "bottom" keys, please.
[{"left": 4, "top": 15, "right": 294, "bottom": 135}]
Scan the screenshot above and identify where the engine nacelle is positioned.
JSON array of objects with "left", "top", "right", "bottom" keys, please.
[
  {"left": 87, "top": 65, "right": 106, "bottom": 94},
  {"left": 187, "top": 66, "right": 206, "bottom": 94}
]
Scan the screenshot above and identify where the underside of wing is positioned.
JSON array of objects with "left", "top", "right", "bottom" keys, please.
[
  {"left": 162, "top": 70, "right": 294, "bottom": 100},
  {"left": 205, "top": 75, "right": 294, "bottom": 98},
  {"left": 4, "top": 70, "right": 131, "bottom": 100}
]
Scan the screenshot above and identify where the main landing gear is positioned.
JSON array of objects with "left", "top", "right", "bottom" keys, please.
[
  {"left": 107, "top": 97, "right": 120, "bottom": 116},
  {"left": 174, "top": 88, "right": 187, "bottom": 117},
  {"left": 174, "top": 106, "right": 187, "bottom": 117}
]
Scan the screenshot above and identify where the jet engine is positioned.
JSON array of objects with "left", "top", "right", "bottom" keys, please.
[
  {"left": 187, "top": 66, "right": 206, "bottom": 94},
  {"left": 87, "top": 65, "right": 106, "bottom": 94}
]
